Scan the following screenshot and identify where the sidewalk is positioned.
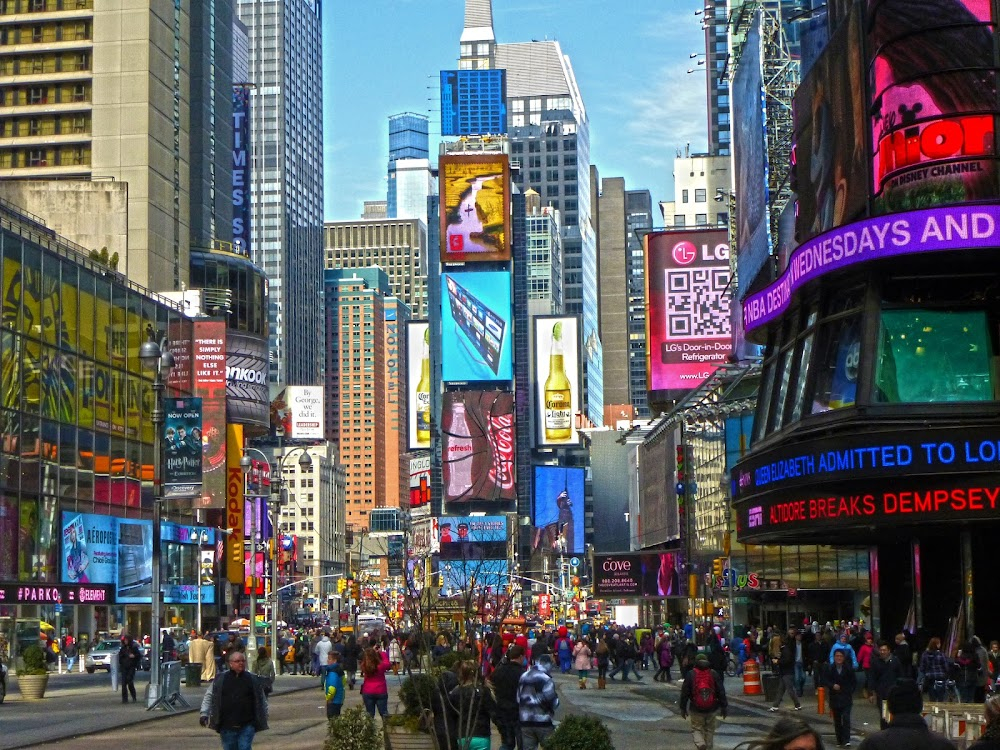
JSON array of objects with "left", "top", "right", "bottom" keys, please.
[{"left": 0, "top": 669, "right": 324, "bottom": 750}]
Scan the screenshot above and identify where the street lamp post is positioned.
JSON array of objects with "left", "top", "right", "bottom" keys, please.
[
  {"left": 189, "top": 529, "right": 210, "bottom": 634},
  {"left": 139, "top": 326, "right": 174, "bottom": 709}
]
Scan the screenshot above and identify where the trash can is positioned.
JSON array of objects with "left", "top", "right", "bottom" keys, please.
[
  {"left": 185, "top": 663, "right": 202, "bottom": 687},
  {"left": 762, "top": 672, "right": 780, "bottom": 703}
]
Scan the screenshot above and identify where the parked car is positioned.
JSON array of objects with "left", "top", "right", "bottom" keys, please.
[{"left": 87, "top": 640, "right": 121, "bottom": 673}]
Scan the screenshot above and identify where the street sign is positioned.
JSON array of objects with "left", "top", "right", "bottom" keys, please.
[
  {"left": 54, "top": 603, "right": 63, "bottom": 614},
  {"left": 570, "top": 557, "right": 580, "bottom": 568}
]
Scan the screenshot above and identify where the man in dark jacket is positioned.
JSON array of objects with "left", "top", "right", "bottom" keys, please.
[
  {"left": 200, "top": 651, "right": 269, "bottom": 749},
  {"left": 490, "top": 645, "right": 527, "bottom": 750},
  {"left": 769, "top": 632, "right": 803, "bottom": 712},
  {"left": 118, "top": 634, "right": 143, "bottom": 703},
  {"left": 680, "top": 653, "right": 728, "bottom": 750},
  {"left": 857, "top": 681, "right": 953, "bottom": 750},
  {"left": 870, "top": 642, "right": 904, "bottom": 729},
  {"left": 824, "top": 648, "right": 858, "bottom": 748}
]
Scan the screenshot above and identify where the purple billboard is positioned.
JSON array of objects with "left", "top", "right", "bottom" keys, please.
[
  {"left": 743, "top": 203, "right": 1000, "bottom": 333},
  {"left": 593, "top": 552, "right": 687, "bottom": 599}
]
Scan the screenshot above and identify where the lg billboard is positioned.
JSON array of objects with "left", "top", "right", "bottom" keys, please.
[{"left": 645, "top": 229, "right": 732, "bottom": 395}]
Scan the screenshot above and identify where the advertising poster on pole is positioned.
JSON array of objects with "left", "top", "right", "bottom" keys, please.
[
  {"left": 163, "top": 397, "right": 203, "bottom": 499},
  {"left": 534, "top": 316, "right": 580, "bottom": 447}
]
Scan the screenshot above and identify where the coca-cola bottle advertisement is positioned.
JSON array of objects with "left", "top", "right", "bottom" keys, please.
[{"left": 442, "top": 391, "right": 516, "bottom": 503}]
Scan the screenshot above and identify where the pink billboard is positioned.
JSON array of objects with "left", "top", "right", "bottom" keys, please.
[{"left": 645, "top": 230, "right": 732, "bottom": 394}]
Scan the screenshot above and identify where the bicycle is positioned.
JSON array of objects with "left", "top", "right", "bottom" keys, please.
[{"left": 725, "top": 651, "right": 740, "bottom": 677}]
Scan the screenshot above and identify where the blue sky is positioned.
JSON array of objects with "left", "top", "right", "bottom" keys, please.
[{"left": 322, "top": 1, "right": 708, "bottom": 222}]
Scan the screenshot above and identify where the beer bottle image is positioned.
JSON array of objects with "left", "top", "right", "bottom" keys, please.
[
  {"left": 543, "top": 321, "right": 572, "bottom": 441},
  {"left": 416, "top": 327, "right": 431, "bottom": 446}
]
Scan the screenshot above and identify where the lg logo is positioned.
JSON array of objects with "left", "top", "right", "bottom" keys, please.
[{"left": 672, "top": 241, "right": 698, "bottom": 265}]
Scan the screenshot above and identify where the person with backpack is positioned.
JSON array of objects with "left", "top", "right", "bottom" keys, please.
[
  {"left": 554, "top": 626, "right": 573, "bottom": 674},
  {"left": 321, "top": 650, "right": 346, "bottom": 718},
  {"left": 680, "top": 653, "right": 728, "bottom": 750},
  {"left": 770, "top": 631, "right": 804, "bottom": 712}
]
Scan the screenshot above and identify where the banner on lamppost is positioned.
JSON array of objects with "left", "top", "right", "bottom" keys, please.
[{"left": 163, "top": 397, "right": 203, "bottom": 499}]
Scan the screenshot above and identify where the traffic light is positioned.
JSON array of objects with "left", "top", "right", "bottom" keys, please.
[
  {"left": 337, "top": 577, "right": 347, "bottom": 594},
  {"left": 712, "top": 558, "right": 724, "bottom": 578}
]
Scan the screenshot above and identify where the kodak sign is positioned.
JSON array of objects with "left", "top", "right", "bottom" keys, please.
[{"left": 226, "top": 424, "right": 245, "bottom": 584}]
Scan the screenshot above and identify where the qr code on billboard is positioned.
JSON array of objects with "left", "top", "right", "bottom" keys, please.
[{"left": 666, "top": 268, "right": 730, "bottom": 338}]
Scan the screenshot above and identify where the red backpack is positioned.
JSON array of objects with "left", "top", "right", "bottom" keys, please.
[{"left": 691, "top": 668, "right": 718, "bottom": 711}]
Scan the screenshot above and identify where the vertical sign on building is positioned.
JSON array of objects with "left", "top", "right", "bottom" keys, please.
[
  {"left": 193, "top": 320, "right": 228, "bottom": 508},
  {"left": 232, "top": 85, "right": 252, "bottom": 256},
  {"left": 226, "top": 423, "right": 245, "bottom": 584},
  {"left": 441, "top": 391, "right": 516, "bottom": 503},
  {"left": 533, "top": 316, "right": 580, "bottom": 447},
  {"left": 645, "top": 229, "right": 732, "bottom": 395},
  {"left": 163, "top": 397, "right": 203, "bottom": 499},
  {"left": 287, "top": 386, "right": 324, "bottom": 439}
]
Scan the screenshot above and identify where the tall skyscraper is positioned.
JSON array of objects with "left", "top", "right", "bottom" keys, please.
[
  {"left": 324, "top": 268, "right": 409, "bottom": 530},
  {"left": 323, "top": 218, "right": 428, "bottom": 319},
  {"left": 523, "top": 191, "right": 563, "bottom": 317},
  {"left": 0, "top": 0, "right": 235, "bottom": 289},
  {"left": 238, "top": 0, "right": 324, "bottom": 386},
  {"left": 625, "top": 189, "right": 653, "bottom": 417},
  {"left": 459, "top": 0, "right": 603, "bottom": 426},
  {"left": 387, "top": 113, "right": 434, "bottom": 220}
]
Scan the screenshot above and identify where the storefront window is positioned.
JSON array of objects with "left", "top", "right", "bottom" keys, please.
[
  {"left": 874, "top": 310, "right": 993, "bottom": 403},
  {"left": 811, "top": 316, "right": 861, "bottom": 413}
]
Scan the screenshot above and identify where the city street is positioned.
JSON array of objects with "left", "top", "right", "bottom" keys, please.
[{"left": 1, "top": 667, "right": 880, "bottom": 749}]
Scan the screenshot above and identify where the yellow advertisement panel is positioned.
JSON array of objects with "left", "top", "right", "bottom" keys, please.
[
  {"left": 94, "top": 286, "right": 110, "bottom": 365},
  {"left": 1, "top": 255, "right": 21, "bottom": 411},
  {"left": 78, "top": 277, "right": 95, "bottom": 359},
  {"left": 226, "top": 423, "right": 245, "bottom": 585},
  {"left": 439, "top": 153, "right": 511, "bottom": 263}
]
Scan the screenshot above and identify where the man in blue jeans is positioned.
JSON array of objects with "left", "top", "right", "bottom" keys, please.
[{"left": 200, "top": 651, "right": 269, "bottom": 750}]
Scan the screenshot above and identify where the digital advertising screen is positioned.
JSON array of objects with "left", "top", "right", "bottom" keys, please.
[
  {"left": 531, "top": 466, "right": 585, "bottom": 555},
  {"left": 192, "top": 320, "right": 228, "bottom": 508},
  {"left": 645, "top": 230, "right": 732, "bottom": 394},
  {"left": 438, "top": 515, "right": 508, "bottom": 561},
  {"left": 441, "top": 272, "right": 512, "bottom": 382},
  {"left": 60, "top": 512, "right": 118, "bottom": 585},
  {"left": 534, "top": 316, "right": 580, "bottom": 447},
  {"left": 732, "top": 12, "right": 771, "bottom": 298},
  {"left": 163, "top": 397, "right": 203, "bottom": 500},
  {"left": 868, "top": 0, "right": 999, "bottom": 213},
  {"left": 593, "top": 552, "right": 687, "bottom": 599},
  {"left": 440, "top": 559, "right": 509, "bottom": 596},
  {"left": 794, "top": 4, "right": 868, "bottom": 243},
  {"left": 440, "top": 69, "right": 508, "bottom": 137},
  {"left": 116, "top": 518, "right": 153, "bottom": 603},
  {"left": 439, "top": 153, "right": 511, "bottom": 263},
  {"left": 408, "top": 453, "right": 431, "bottom": 518},
  {"left": 406, "top": 321, "right": 431, "bottom": 450},
  {"left": 441, "top": 390, "right": 516, "bottom": 504}
]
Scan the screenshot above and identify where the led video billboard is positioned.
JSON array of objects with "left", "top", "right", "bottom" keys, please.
[
  {"left": 441, "top": 272, "right": 512, "bottom": 382},
  {"left": 438, "top": 515, "right": 508, "bottom": 561},
  {"left": 440, "top": 69, "right": 508, "bottom": 137},
  {"left": 409, "top": 453, "right": 431, "bottom": 518},
  {"left": 645, "top": 230, "right": 732, "bottom": 394},
  {"left": 116, "top": 519, "right": 153, "bottom": 603},
  {"left": 441, "top": 391, "right": 516, "bottom": 504},
  {"left": 593, "top": 552, "right": 688, "bottom": 598},
  {"left": 532, "top": 466, "right": 585, "bottom": 555},
  {"left": 732, "top": 12, "right": 771, "bottom": 298},
  {"left": 534, "top": 316, "right": 580, "bottom": 447},
  {"left": 406, "top": 321, "right": 431, "bottom": 450},
  {"left": 793, "top": 4, "right": 868, "bottom": 244},
  {"left": 868, "top": 0, "right": 1000, "bottom": 213},
  {"left": 440, "top": 559, "right": 509, "bottom": 596},
  {"left": 61, "top": 512, "right": 118, "bottom": 585},
  {"left": 439, "top": 153, "right": 511, "bottom": 263}
]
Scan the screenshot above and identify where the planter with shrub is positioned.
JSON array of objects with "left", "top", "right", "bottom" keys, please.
[
  {"left": 324, "top": 706, "right": 383, "bottom": 750},
  {"left": 542, "top": 715, "right": 614, "bottom": 750},
  {"left": 16, "top": 645, "right": 49, "bottom": 700}
]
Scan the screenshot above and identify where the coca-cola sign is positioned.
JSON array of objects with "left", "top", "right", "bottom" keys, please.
[{"left": 442, "top": 391, "right": 517, "bottom": 503}]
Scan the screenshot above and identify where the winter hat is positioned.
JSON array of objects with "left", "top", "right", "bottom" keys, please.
[
  {"left": 887, "top": 681, "right": 923, "bottom": 716},
  {"left": 695, "top": 653, "right": 710, "bottom": 667}
]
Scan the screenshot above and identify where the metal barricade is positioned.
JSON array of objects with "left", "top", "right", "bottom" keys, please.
[
  {"left": 147, "top": 661, "right": 191, "bottom": 712},
  {"left": 922, "top": 702, "right": 987, "bottom": 747}
]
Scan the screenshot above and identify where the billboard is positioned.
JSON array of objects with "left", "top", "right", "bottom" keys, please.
[
  {"left": 61, "top": 512, "right": 118, "bottom": 585},
  {"left": 226, "top": 423, "right": 245, "bottom": 585},
  {"left": 163, "top": 397, "right": 203, "bottom": 499},
  {"left": 645, "top": 230, "right": 732, "bottom": 394},
  {"left": 440, "top": 559, "right": 509, "bottom": 596},
  {"left": 441, "top": 391, "right": 516, "bottom": 503},
  {"left": 441, "top": 272, "right": 512, "bottom": 382},
  {"left": 439, "top": 153, "right": 511, "bottom": 263},
  {"left": 532, "top": 466, "right": 585, "bottom": 555},
  {"left": 116, "top": 519, "right": 153, "bottom": 603},
  {"left": 868, "top": 0, "right": 999, "bottom": 213},
  {"left": 534, "top": 316, "right": 580, "bottom": 447},
  {"left": 226, "top": 332, "right": 269, "bottom": 429},
  {"left": 593, "top": 552, "right": 687, "bottom": 598},
  {"left": 639, "top": 428, "right": 680, "bottom": 547},
  {"left": 232, "top": 85, "right": 252, "bottom": 256},
  {"left": 794, "top": 4, "right": 867, "bottom": 243},
  {"left": 732, "top": 12, "right": 771, "bottom": 298},
  {"left": 406, "top": 321, "right": 431, "bottom": 450},
  {"left": 440, "top": 69, "right": 508, "bottom": 137},
  {"left": 287, "top": 386, "right": 324, "bottom": 439},
  {"left": 192, "top": 320, "right": 227, "bottom": 508},
  {"left": 408, "top": 453, "right": 431, "bottom": 518},
  {"left": 438, "top": 515, "right": 508, "bottom": 561}
]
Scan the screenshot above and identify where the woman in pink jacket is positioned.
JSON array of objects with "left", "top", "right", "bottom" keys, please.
[
  {"left": 360, "top": 644, "right": 390, "bottom": 719},
  {"left": 573, "top": 638, "right": 593, "bottom": 690},
  {"left": 857, "top": 632, "right": 875, "bottom": 698}
]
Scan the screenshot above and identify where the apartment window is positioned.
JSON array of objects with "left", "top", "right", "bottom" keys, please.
[
  {"left": 31, "top": 25, "right": 42, "bottom": 42},
  {"left": 673, "top": 215, "right": 686, "bottom": 227},
  {"left": 717, "top": 212, "right": 729, "bottom": 226},
  {"left": 29, "top": 86, "right": 46, "bottom": 104},
  {"left": 529, "top": 98, "right": 541, "bottom": 111},
  {"left": 28, "top": 148, "right": 46, "bottom": 166},
  {"left": 511, "top": 100, "right": 524, "bottom": 113},
  {"left": 695, "top": 188, "right": 707, "bottom": 202},
  {"left": 512, "top": 114, "right": 524, "bottom": 127},
  {"left": 682, "top": 189, "right": 689, "bottom": 203},
  {"left": 528, "top": 142, "right": 540, "bottom": 153},
  {"left": 695, "top": 213, "right": 708, "bottom": 225},
  {"left": 30, "top": 0, "right": 44, "bottom": 11},
  {"left": 72, "top": 84, "right": 86, "bottom": 102},
  {"left": 28, "top": 118, "right": 40, "bottom": 135}
]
